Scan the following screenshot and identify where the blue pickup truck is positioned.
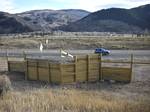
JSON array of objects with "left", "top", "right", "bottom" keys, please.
[{"left": 94, "top": 48, "right": 110, "bottom": 55}]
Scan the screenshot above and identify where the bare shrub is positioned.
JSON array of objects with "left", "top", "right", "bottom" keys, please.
[{"left": 0, "top": 75, "right": 11, "bottom": 96}]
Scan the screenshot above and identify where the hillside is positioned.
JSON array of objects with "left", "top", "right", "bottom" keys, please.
[
  {"left": 0, "top": 9, "right": 89, "bottom": 34},
  {"left": 0, "top": 12, "right": 33, "bottom": 34},
  {"left": 0, "top": 4, "right": 150, "bottom": 34},
  {"left": 17, "top": 9, "right": 90, "bottom": 31},
  {"left": 60, "top": 4, "right": 150, "bottom": 33}
]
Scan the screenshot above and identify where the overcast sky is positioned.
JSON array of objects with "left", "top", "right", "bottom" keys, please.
[{"left": 0, "top": 0, "right": 150, "bottom": 13}]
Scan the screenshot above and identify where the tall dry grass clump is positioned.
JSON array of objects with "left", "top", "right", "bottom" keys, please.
[
  {"left": 0, "top": 89, "right": 150, "bottom": 112},
  {"left": 0, "top": 75, "right": 11, "bottom": 96}
]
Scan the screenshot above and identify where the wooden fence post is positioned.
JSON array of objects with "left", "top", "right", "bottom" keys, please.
[
  {"left": 74, "top": 56, "right": 77, "bottom": 82},
  {"left": 25, "top": 60, "right": 28, "bottom": 80},
  {"left": 23, "top": 51, "right": 27, "bottom": 80},
  {"left": 6, "top": 49, "right": 8, "bottom": 62},
  {"left": 130, "top": 54, "right": 133, "bottom": 82},
  {"left": 99, "top": 54, "right": 102, "bottom": 81},
  {"left": 37, "top": 60, "right": 39, "bottom": 80},
  {"left": 60, "top": 64, "right": 62, "bottom": 84},
  {"left": 7, "top": 61, "right": 10, "bottom": 72},
  {"left": 6, "top": 50, "right": 10, "bottom": 72},
  {"left": 87, "top": 55, "right": 90, "bottom": 81},
  {"left": 49, "top": 63, "right": 51, "bottom": 83},
  {"left": 23, "top": 51, "right": 26, "bottom": 60}
]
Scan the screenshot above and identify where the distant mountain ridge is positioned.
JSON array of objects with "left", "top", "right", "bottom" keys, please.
[
  {"left": 0, "top": 9, "right": 90, "bottom": 34},
  {"left": 16, "top": 9, "right": 90, "bottom": 31},
  {"left": 60, "top": 4, "right": 150, "bottom": 33},
  {"left": 0, "top": 12, "right": 33, "bottom": 34},
  {"left": 0, "top": 4, "right": 150, "bottom": 34}
]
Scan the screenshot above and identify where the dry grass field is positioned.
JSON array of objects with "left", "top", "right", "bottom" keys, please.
[
  {"left": 0, "top": 35, "right": 150, "bottom": 112},
  {"left": 0, "top": 36, "right": 150, "bottom": 49},
  {"left": 0, "top": 63, "right": 150, "bottom": 112},
  {"left": 0, "top": 88, "right": 150, "bottom": 112}
]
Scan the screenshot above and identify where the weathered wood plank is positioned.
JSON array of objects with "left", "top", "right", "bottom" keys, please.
[
  {"left": 50, "top": 64, "right": 60, "bottom": 69},
  {"left": 28, "top": 67, "right": 38, "bottom": 80},
  {"left": 61, "top": 75, "right": 74, "bottom": 83},
  {"left": 38, "top": 68, "right": 49, "bottom": 82},
  {"left": 38, "top": 61, "right": 49, "bottom": 68},
  {"left": 61, "top": 65, "right": 75, "bottom": 72},
  {"left": 61, "top": 72, "right": 75, "bottom": 76},
  {"left": 8, "top": 61, "right": 25, "bottom": 72},
  {"left": 27, "top": 60, "right": 37, "bottom": 66},
  {"left": 102, "top": 67, "right": 131, "bottom": 82}
]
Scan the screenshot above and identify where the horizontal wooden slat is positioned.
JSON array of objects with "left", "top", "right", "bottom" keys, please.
[
  {"left": 61, "top": 72, "right": 75, "bottom": 76},
  {"left": 89, "top": 65, "right": 99, "bottom": 69},
  {"left": 38, "top": 68, "right": 49, "bottom": 82},
  {"left": 50, "top": 71, "right": 61, "bottom": 75},
  {"left": 28, "top": 67, "right": 37, "bottom": 80},
  {"left": 0, "top": 57, "right": 7, "bottom": 60},
  {"left": 61, "top": 63, "right": 75, "bottom": 67},
  {"left": 89, "top": 61, "right": 100, "bottom": 64},
  {"left": 76, "top": 55, "right": 87, "bottom": 59},
  {"left": 61, "top": 75, "right": 74, "bottom": 83},
  {"left": 38, "top": 61, "right": 49, "bottom": 68},
  {"left": 76, "top": 68, "right": 87, "bottom": 71},
  {"left": 0, "top": 59, "right": 7, "bottom": 71},
  {"left": 88, "top": 72, "right": 99, "bottom": 75},
  {"left": 102, "top": 67, "right": 131, "bottom": 82},
  {"left": 51, "top": 75, "right": 61, "bottom": 83},
  {"left": 88, "top": 54, "right": 99, "bottom": 57},
  {"left": 102, "top": 67, "right": 130, "bottom": 71},
  {"left": 76, "top": 71, "right": 87, "bottom": 74},
  {"left": 133, "top": 62, "right": 150, "bottom": 64},
  {"left": 9, "top": 61, "right": 25, "bottom": 72},
  {"left": 50, "top": 64, "right": 60, "bottom": 69},
  {"left": 102, "top": 60, "right": 131, "bottom": 64},
  {"left": 61, "top": 65, "right": 75, "bottom": 72},
  {"left": 8, "top": 57, "right": 24, "bottom": 61},
  {"left": 76, "top": 69, "right": 87, "bottom": 82},
  {"left": 77, "top": 61, "right": 87, "bottom": 64},
  {"left": 27, "top": 61, "right": 37, "bottom": 66}
]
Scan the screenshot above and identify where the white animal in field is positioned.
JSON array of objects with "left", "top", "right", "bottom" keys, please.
[
  {"left": 40, "top": 43, "right": 43, "bottom": 52},
  {"left": 60, "top": 49, "right": 73, "bottom": 58},
  {"left": 46, "top": 39, "right": 48, "bottom": 44}
]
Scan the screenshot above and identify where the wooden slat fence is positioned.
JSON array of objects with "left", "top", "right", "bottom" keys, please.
[
  {"left": 8, "top": 61, "right": 25, "bottom": 72},
  {"left": 0, "top": 57, "right": 8, "bottom": 71},
  {"left": 25, "top": 54, "right": 132, "bottom": 84},
  {"left": 7, "top": 54, "right": 134, "bottom": 84}
]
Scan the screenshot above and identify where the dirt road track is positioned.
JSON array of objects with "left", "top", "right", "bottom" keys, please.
[{"left": 0, "top": 49, "right": 150, "bottom": 59}]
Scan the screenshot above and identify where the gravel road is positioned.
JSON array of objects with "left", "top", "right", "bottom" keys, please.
[
  {"left": 0, "top": 49, "right": 150, "bottom": 58},
  {"left": 0, "top": 49, "right": 150, "bottom": 98},
  {"left": 0, "top": 49, "right": 150, "bottom": 64}
]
